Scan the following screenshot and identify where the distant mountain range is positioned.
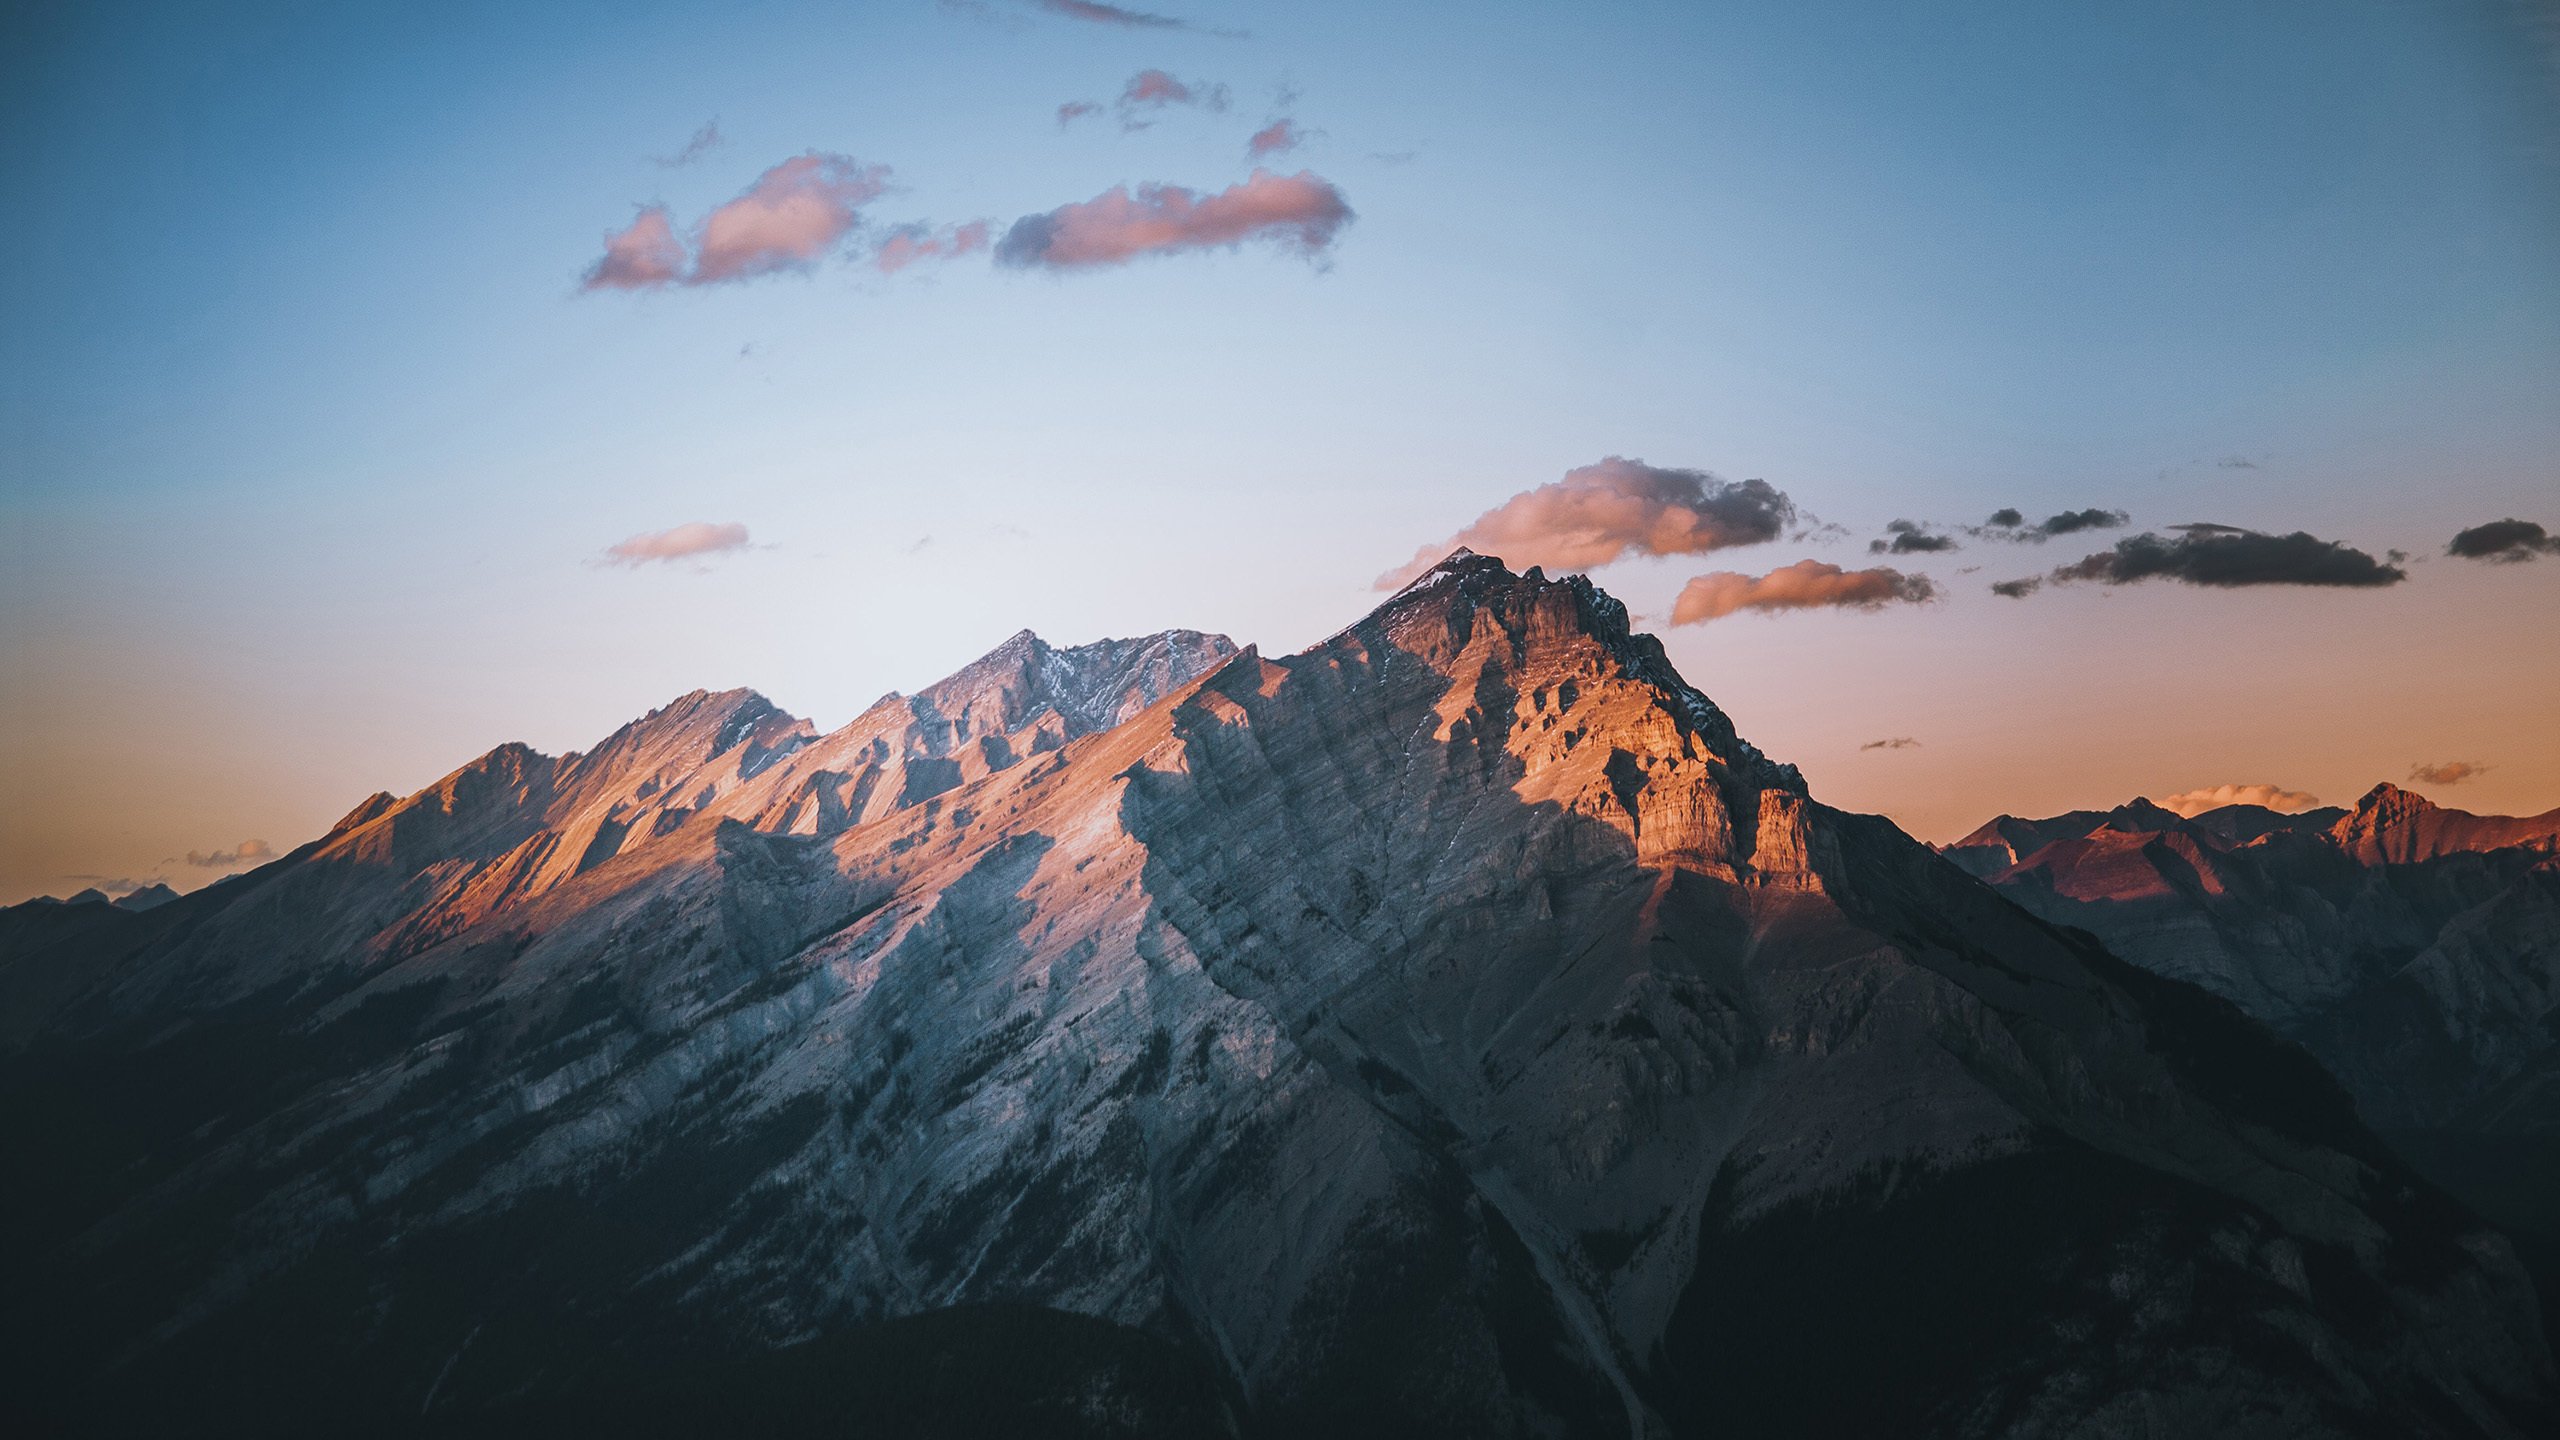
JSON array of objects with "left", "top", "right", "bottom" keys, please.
[
  {"left": 2, "top": 554, "right": 2551, "bottom": 1437},
  {"left": 1946, "top": 783, "right": 2560, "bottom": 1350}
]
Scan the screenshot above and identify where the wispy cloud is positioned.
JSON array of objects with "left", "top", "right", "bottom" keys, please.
[
  {"left": 2447, "top": 518, "right": 2560, "bottom": 563},
  {"left": 1059, "top": 70, "right": 1233, "bottom": 131},
  {"left": 874, "top": 219, "right": 992, "bottom": 273},
  {"left": 1378, "top": 457, "right": 1794, "bottom": 589},
  {"left": 2159, "top": 783, "right": 2319, "bottom": 817},
  {"left": 1860, "top": 737, "right": 1921, "bottom": 751},
  {"left": 995, "top": 168, "right": 1352, "bottom": 271},
  {"left": 656, "top": 120, "right": 724, "bottom": 168},
  {"left": 1030, "top": 0, "right": 1194, "bottom": 28},
  {"left": 1247, "top": 118, "right": 1304, "bottom": 159},
  {"left": 604, "top": 521, "right": 752, "bottom": 566},
  {"left": 2409, "top": 760, "right": 2488, "bottom": 786},
  {"left": 185, "top": 839, "right": 275, "bottom": 868},
  {"left": 1671, "top": 560, "right": 1937, "bottom": 624},
  {"left": 2039, "top": 525, "right": 2405, "bottom": 589}
]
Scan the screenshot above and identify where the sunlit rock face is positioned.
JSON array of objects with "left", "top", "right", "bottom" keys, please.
[{"left": 3, "top": 555, "right": 2552, "bottom": 1437}]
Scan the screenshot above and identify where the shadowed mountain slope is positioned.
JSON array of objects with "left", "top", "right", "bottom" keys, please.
[{"left": 1, "top": 561, "right": 2549, "bottom": 1438}]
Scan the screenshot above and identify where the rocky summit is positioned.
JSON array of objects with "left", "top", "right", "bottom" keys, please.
[{"left": 2, "top": 555, "right": 2553, "bottom": 1438}]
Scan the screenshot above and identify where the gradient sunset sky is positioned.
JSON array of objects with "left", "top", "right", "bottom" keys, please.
[{"left": 4, "top": 0, "right": 2557, "bottom": 903}]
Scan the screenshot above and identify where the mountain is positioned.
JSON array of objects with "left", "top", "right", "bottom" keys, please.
[
  {"left": 1959, "top": 783, "right": 2560, "bottom": 1345},
  {"left": 2, "top": 562, "right": 2551, "bottom": 1437},
  {"left": 111, "top": 883, "right": 179, "bottom": 913}
]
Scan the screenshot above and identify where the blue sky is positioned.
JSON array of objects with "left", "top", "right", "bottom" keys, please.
[{"left": 4, "top": 0, "right": 2557, "bottom": 900}]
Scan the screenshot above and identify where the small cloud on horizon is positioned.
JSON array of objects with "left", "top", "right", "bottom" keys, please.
[
  {"left": 1377, "top": 457, "right": 1795, "bottom": 589},
  {"left": 2158, "top": 783, "right": 2320, "bottom": 817},
  {"left": 604, "top": 521, "right": 753, "bottom": 566},
  {"left": 2409, "top": 760, "right": 2489, "bottom": 786},
  {"left": 1671, "top": 559, "right": 1937, "bottom": 624},
  {"left": 1860, "top": 737, "right": 1921, "bottom": 751},
  {"left": 185, "top": 839, "right": 276, "bottom": 868}
]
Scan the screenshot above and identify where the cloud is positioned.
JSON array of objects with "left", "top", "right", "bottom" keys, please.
[
  {"left": 2158, "top": 783, "right": 2320, "bottom": 817},
  {"left": 1869, "top": 519, "right": 1957, "bottom": 554},
  {"left": 1247, "top": 118, "right": 1304, "bottom": 159},
  {"left": 874, "top": 219, "right": 992, "bottom": 273},
  {"left": 995, "top": 168, "right": 1353, "bottom": 271},
  {"left": 1057, "top": 100, "right": 1104, "bottom": 127},
  {"left": 1860, "top": 737, "right": 1921, "bottom": 751},
  {"left": 1671, "top": 560, "right": 1937, "bottom": 624},
  {"left": 1030, "top": 0, "right": 1191, "bottom": 28},
  {"left": 2409, "top": 760, "right": 2488, "bottom": 786},
  {"left": 185, "top": 839, "right": 276, "bottom": 868},
  {"left": 582, "top": 205, "right": 686, "bottom": 290},
  {"left": 583, "top": 153, "right": 892, "bottom": 290},
  {"left": 657, "top": 120, "right": 724, "bottom": 168},
  {"left": 63, "top": 874, "right": 160, "bottom": 897},
  {"left": 1377, "top": 457, "right": 1796, "bottom": 589},
  {"left": 1974, "top": 507, "right": 2131, "bottom": 542},
  {"left": 1122, "top": 68, "right": 1227, "bottom": 113},
  {"left": 2447, "top": 518, "right": 2560, "bottom": 563},
  {"left": 2217, "top": 456, "right": 2260, "bottom": 470},
  {"left": 2047, "top": 527, "right": 2405, "bottom": 589},
  {"left": 693, "top": 153, "right": 891, "bottom": 283},
  {"left": 604, "top": 521, "right": 752, "bottom": 566},
  {"left": 1989, "top": 577, "right": 2042, "bottom": 598}
]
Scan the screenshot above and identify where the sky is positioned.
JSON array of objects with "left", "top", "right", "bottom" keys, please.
[{"left": 3, "top": 0, "right": 2557, "bottom": 903}]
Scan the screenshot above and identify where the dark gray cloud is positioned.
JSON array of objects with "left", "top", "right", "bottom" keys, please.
[
  {"left": 2048, "top": 526, "right": 2406, "bottom": 589},
  {"left": 1860, "top": 737, "right": 1921, "bottom": 751},
  {"left": 2447, "top": 518, "right": 2560, "bottom": 563},
  {"left": 1869, "top": 519, "right": 1957, "bottom": 555},
  {"left": 1989, "top": 576, "right": 2042, "bottom": 599},
  {"left": 1974, "top": 507, "right": 2131, "bottom": 543}
]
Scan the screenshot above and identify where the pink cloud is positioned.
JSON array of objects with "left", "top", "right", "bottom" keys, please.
[
  {"left": 875, "top": 220, "right": 992, "bottom": 273},
  {"left": 1377, "top": 458, "right": 1795, "bottom": 589},
  {"left": 604, "top": 521, "right": 752, "bottom": 566},
  {"left": 2158, "top": 783, "right": 2322, "bottom": 817},
  {"left": 693, "top": 153, "right": 891, "bottom": 283},
  {"left": 1121, "top": 68, "right": 1226, "bottom": 112},
  {"left": 1034, "top": 0, "right": 1190, "bottom": 28},
  {"left": 994, "top": 168, "right": 1352, "bottom": 270},
  {"left": 582, "top": 205, "right": 686, "bottom": 291},
  {"left": 1058, "top": 99, "right": 1104, "bottom": 126},
  {"left": 1671, "top": 560, "right": 1937, "bottom": 624},
  {"left": 1247, "top": 118, "right": 1303, "bottom": 159}
]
